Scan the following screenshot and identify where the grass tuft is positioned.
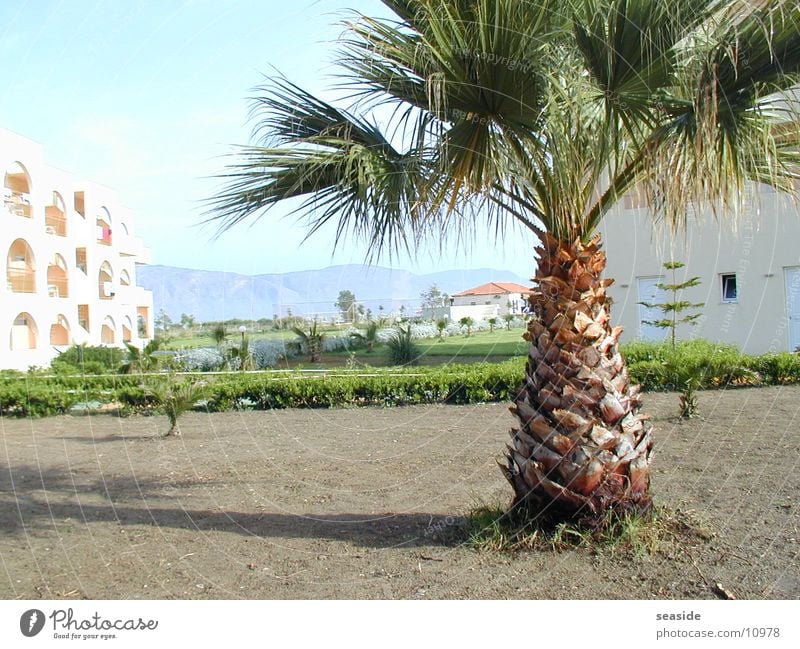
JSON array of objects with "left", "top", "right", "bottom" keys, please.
[{"left": 464, "top": 501, "right": 714, "bottom": 554}]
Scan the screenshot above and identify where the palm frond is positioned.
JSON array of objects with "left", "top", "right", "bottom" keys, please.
[
  {"left": 209, "top": 0, "right": 800, "bottom": 253},
  {"left": 205, "top": 77, "right": 429, "bottom": 261},
  {"left": 637, "top": 0, "right": 800, "bottom": 226}
]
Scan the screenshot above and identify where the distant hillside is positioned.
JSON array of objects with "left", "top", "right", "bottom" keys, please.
[{"left": 135, "top": 264, "right": 531, "bottom": 321}]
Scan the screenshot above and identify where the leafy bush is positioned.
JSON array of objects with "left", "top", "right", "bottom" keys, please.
[
  {"left": 51, "top": 345, "right": 125, "bottom": 374},
  {"left": 751, "top": 353, "right": 800, "bottom": 385},
  {"left": 624, "top": 340, "right": 761, "bottom": 390}
]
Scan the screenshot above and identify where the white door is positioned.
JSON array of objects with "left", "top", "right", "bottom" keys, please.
[
  {"left": 637, "top": 276, "right": 668, "bottom": 342},
  {"left": 785, "top": 267, "right": 800, "bottom": 352}
]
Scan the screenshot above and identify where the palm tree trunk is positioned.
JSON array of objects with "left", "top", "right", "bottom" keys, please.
[{"left": 503, "top": 232, "right": 653, "bottom": 524}]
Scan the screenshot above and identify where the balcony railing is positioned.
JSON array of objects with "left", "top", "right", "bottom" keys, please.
[
  {"left": 45, "top": 207, "right": 67, "bottom": 236},
  {"left": 96, "top": 223, "right": 112, "bottom": 246},
  {"left": 7, "top": 268, "right": 36, "bottom": 293},
  {"left": 99, "top": 280, "right": 114, "bottom": 300},
  {"left": 4, "top": 191, "right": 32, "bottom": 218},
  {"left": 47, "top": 278, "right": 69, "bottom": 298}
]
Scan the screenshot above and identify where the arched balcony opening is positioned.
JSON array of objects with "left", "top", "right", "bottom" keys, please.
[
  {"left": 10, "top": 312, "right": 38, "bottom": 350},
  {"left": 100, "top": 316, "right": 116, "bottom": 344},
  {"left": 7, "top": 239, "right": 36, "bottom": 293},
  {"left": 4, "top": 162, "right": 32, "bottom": 218},
  {"left": 98, "top": 261, "right": 113, "bottom": 300},
  {"left": 96, "top": 206, "right": 112, "bottom": 246},
  {"left": 50, "top": 314, "right": 70, "bottom": 346},
  {"left": 120, "top": 269, "right": 131, "bottom": 286},
  {"left": 45, "top": 191, "right": 67, "bottom": 236},
  {"left": 122, "top": 316, "right": 133, "bottom": 343},
  {"left": 47, "top": 254, "right": 69, "bottom": 297}
]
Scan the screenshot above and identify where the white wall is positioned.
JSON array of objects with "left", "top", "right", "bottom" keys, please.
[
  {"left": 450, "top": 304, "right": 499, "bottom": 322},
  {"left": 600, "top": 186, "right": 800, "bottom": 354},
  {"left": 451, "top": 291, "right": 528, "bottom": 315}
]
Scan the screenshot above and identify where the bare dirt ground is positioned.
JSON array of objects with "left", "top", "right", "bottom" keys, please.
[{"left": 1, "top": 386, "right": 798, "bottom": 600}]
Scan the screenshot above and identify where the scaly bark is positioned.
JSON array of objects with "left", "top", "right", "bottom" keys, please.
[{"left": 503, "top": 232, "right": 653, "bottom": 524}]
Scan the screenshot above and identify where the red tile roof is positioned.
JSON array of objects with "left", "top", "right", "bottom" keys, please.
[{"left": 452, "top": 281, "right": 533, "bottom": 297}]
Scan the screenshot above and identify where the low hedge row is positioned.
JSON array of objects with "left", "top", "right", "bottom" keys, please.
[
  {"left": 0, "top": 375, "right": 145, "bottom": 418},
  {"left": 0, "top": 362, "right": 525, "bottom": 418},
  {"left": 202, "top": 362, "right": 523, "bottom": 411},
  {"left": 623, "top": 341, "right": 800, "bottom": 390},
  {"left": 1, "top": 342, "right": 798, "bottom": 418}
]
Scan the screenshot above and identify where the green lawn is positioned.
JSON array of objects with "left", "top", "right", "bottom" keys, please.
[
  {"left": 309, "top": 327, "right": 528, "bottom": 369},
  {"left": 161, "top": 323, "right": 529, "bottom": 369},
  {"left": 416, "top": 328, "right": 527, "bottom": 357}
]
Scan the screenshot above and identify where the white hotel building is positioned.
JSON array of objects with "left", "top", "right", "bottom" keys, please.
[{"left": 1, "top": 127, "right": 153, "bottom": 370}]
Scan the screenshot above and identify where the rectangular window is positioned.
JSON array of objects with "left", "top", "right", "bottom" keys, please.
[
  {"left": 76, "top": 248, "right": 87, "bottom": 274},
  {"left": 78, "top": 305, "right": 90, "bottom": 332},
  {"left": 721, "top": 274, "right": 738, "bottom": 302},
  {"left": 74, "top": 191, "right": 85, "bottom": 217}
]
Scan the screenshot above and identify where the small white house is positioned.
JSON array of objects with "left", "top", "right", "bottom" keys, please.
[{"left": 448, "top": 281, "right": 532, "bottom": 322}]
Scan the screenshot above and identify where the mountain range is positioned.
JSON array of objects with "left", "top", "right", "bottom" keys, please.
[{"left": 135, "top": 264, "right": 531, "bottom": 321}]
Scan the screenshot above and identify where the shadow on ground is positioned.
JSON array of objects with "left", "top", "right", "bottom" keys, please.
[{"left": 0, "top": 463, "right": 466, "bottom": 549}]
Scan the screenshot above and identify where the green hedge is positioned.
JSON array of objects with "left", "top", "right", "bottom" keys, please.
[
  {"left": 203, "top": 361, "right": 524, "bottom": 411},
  {"left": 0, "top": 374, "right": 144, "bottom": 417},
  {"left": 622, "top": 340, "right": 800, "bottom": 390},
  {"left": 0, "top": 361, "right": 525, "bottom": 418},
  {"left": 2, "top": 342, "right": 799, "bottom": 418}
]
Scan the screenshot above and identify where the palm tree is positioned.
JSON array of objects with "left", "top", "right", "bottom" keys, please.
[
  {"left": 292, "top": 320, "right": 326, "bottom": 363},
  {"left": 351, "top": 320, "right": 381, "bottom": 352},
  {"left": 147, "top": 378, "right": 206, "bottom": 437},
  {"left": 228, "top": 335, "right": 256, "bottom": 371},
  {"left": 459, "top": 316, "right": 475, "bottom": 337},
  {"left": 488, "top": 317, "right": 498, "bottom": 333},
  {"left": 119, "top": 339, "right": 162, "bottom": 374},
  {"left": 207, "top": 0, "right": 800, "bottom": 524}
]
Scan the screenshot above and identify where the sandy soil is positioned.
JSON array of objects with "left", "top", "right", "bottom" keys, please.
[{"left": 1, "top": 386, "right": 798, "bottom": 600}]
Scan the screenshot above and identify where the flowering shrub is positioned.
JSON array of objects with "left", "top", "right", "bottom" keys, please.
[
  {"left": 321, "top": 334, "right": 354, "bottom": 353},
  {"left": 250, "top": 339, "right": 287, "bottom": 369},
  {"left": 175, "top": 348, "right": 225, "bottom": 372}
]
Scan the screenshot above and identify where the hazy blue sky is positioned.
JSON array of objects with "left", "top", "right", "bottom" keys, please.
[{"left": 0, "top": 0, "right": 535, "bottom": 278}]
